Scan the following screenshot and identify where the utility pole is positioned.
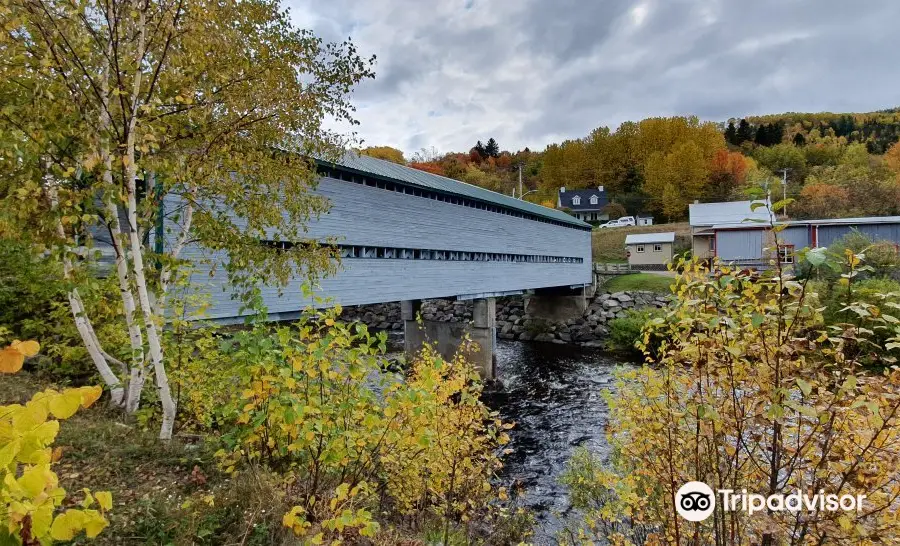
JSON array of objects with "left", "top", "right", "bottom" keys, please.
[
  {"left": 778, "top": 168, "right": 790, "bottom": 216},
  {"left": 518, "top": 163, "right": 523, "bottom": 200}
]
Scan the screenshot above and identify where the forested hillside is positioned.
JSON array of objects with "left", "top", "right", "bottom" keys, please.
[{"left": 364, "top": 108, "right": 900, "bottom": 222}]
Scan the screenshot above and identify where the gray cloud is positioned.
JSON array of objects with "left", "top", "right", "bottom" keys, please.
[{"left": 285, "top": 0, "right": 900, "bottom": 155}]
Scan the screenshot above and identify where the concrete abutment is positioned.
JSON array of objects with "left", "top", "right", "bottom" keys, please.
[{"left": 403, "top": 297, "right": 497, "bottom": 379}]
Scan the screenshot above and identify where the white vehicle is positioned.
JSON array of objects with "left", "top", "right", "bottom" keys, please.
[{"left": 598, "top": 216, "right": 636, "bottom": 229}]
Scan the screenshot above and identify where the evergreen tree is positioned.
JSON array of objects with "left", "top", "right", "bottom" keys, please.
[
  {"left": 736, "top": 119, "right": 755, "bottom": 144},
  {"left": 724, "top": 121, "right": 738, "bottom": 145},
  {"left": 752, "top": 123, "right": 784, "bottom": 146},
  {"left": 793, "top": 132, "right": 807, "bottom": 146},
  {"left": 769, "top": 122, "right": 784, "bottom": 145},
  {"left": 485, "top": 137, "right": 500, "bottom": 158},
  {"left": 473, "top": 140, "right": 487, "bottom": 159},
  {"left": 754, "top": 124, "right": 770, "bottom": 146}
]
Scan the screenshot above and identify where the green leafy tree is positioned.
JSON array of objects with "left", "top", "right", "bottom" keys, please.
[
  {"left": 601, "top": 202, "right": 627, "bottom": 220},
  {"left": 752, "top": 143, "right": 809, "bottom": 183},
  {"left": 0, "top": 0, "right": 373, "bottom": 438}
]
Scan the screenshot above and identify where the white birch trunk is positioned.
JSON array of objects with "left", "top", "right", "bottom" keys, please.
[
  {"left": 106, "top": 198, "right": 147, "bottom": 413},
  {"left": 45, "top": 176, "right": 125, "bottom": 406},
  {"left": 66, "top": 289, "right": 126, "bottom": 406},
  {"left": 123, "top": 8, "right": 177, "bottom": 439},
  {"left": 99, "top": 14, "right": 147, "bottom": 414},
  {"left": 127, "top": 175, "right": 176, "bottom": 438}
]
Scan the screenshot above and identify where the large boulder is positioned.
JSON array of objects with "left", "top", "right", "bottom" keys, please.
[{"left": 573, "top": 325, "right": 595, "bottom": 341}]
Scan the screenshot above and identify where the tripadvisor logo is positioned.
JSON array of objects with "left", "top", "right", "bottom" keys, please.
[
  {"left": 676, "top": 482, "right": 716, "bottom": 522},
  {"left": 675, "top": 482, "right": 866, "bottom": 521}
]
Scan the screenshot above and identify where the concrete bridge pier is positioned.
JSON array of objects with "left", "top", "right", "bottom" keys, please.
[
  {"left": 402, "top": 298, "right": 497, "bottom": 379},
  {"left": 524, "top": 286, "right": 588, "bottom": 323}
]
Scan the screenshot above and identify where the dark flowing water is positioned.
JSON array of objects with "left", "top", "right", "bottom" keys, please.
[{"left": 483, "top": 340, "right": 629, "bottom": 543}]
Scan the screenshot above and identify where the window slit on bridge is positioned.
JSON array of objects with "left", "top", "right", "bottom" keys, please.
[{"left": 261, "top": 240, "right": 583, "bottom": 264}]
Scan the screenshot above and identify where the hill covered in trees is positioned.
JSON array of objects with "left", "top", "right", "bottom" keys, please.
[{"left": 361, "top": 108, "right": 900, "bottom": 222}]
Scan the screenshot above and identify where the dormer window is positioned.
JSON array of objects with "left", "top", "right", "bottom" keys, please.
[
  {"left": 572, "top": 196, "right": 581, "bottom": 206},
  {"left": 589, "top": 195, "right": 598, "bottom": 205}
]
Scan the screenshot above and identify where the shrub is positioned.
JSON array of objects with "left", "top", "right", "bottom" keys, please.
[
  {"left": 565, "top": 255, "right": 900, "bottom": 545},
  {"left": 0, "top": 340, "right": 112, "bottom": 544},
  {"left": 210, "top": 306, "right": 512, "bottom": 544},
  {"left": 0, "top": 239, "right": 126, "bottom": 382},
  {"left": 606, "top": 308, "right": 661, "bottom": 356},
  {"left": 811, "top": 229, "right": 900, "bottom": 281}
]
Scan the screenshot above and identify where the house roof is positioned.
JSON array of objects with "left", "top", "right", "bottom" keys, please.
[
  {"left": 317, "top": 153, "right": 590, "bottom": 229},
  {"left": 688, "top": 200, "right": 770, "bottom": 227},
  {"left": 784, "top": 216, "right": 900, "bottom": 227},
  {"left": 710, "top": 215, "right": 900, "bottom": 231},
  {"left": 558, "top": 188, "right": 609, "bottom": 211},
  {"left": 625, "top": 232, "right": 675, "bottom": 245}
]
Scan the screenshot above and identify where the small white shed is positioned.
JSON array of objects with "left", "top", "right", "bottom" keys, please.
[{"left": 625, "top": 232, "right": 675, "bottom": 267}]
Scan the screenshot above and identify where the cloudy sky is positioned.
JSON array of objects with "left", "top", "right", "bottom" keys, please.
[{"left": 285, "top": 0, "right": 900, "bottom": 156}]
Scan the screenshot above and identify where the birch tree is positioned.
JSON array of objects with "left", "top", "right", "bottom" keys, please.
[{"left": 0, "top": 0, "right": 373, "bottom": 439}]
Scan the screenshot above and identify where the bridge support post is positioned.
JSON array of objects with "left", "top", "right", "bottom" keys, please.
[
  {"left": 402, "top": 298, "right": 496, "bottom": 380},
  {"left": 524, "top": 286, "right": 587, "bottom": 323}
]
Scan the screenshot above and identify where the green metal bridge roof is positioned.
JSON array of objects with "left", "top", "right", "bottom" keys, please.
[{"left": 317, "top": 153, "right": 590, "bottom": 229}]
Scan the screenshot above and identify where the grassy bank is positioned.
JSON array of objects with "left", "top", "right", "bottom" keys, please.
[
  {"left": 602, "top": 272, "right": 674, "bottom": 293},
  {"left": 592, "top": 222, "right": 691, "bottom": 262}
]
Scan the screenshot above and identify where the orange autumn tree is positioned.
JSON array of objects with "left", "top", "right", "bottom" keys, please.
[
  {"left": 705, "top": 149, "right": 751, "bottom": 201},
  {"left": 795, "top": 183, "right": 851, "bottom": 219},
  {"left": 885, "top": 141, "right": 900, "bottom": 176},
  {"left": 1, "top": 341, "right": 112, "bottom": 544},
  {"left": 408, "top": 161, "right": 447, "bottom": 176}
]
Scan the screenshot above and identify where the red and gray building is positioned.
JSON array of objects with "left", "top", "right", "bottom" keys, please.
[{"left": 689, "top": 200, "right": 900, "bottom": 266}]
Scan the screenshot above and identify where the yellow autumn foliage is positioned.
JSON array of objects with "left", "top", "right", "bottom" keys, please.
[
  {"left": 0, "top": 341, "right": 112, "bottom": 544},
  {"left": 209, "top": 306, "right": 511, "bottom": 542},
  {"left": 564, "top": 253, "right": 900, "bottom": 545}
]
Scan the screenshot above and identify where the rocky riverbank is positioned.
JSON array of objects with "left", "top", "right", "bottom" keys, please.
[{"left": 339, "top": 291, "right": 669, "bottom": 346}]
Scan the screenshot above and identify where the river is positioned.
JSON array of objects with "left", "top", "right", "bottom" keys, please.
[{"left": 483, "top": 339, "right": 632, "bottom": 544}]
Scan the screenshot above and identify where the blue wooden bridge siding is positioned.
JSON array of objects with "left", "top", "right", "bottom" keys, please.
[
  {"left": 304, "top": 175, "right": 588, "bottom": 255},
  {"left": 166, "top": 174, "right": 591, "bottom": 322}
]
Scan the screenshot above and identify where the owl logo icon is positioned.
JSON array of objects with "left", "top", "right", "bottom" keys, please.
[{"left": 676, "top": 481, "right": 716, "bottom": 522}]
